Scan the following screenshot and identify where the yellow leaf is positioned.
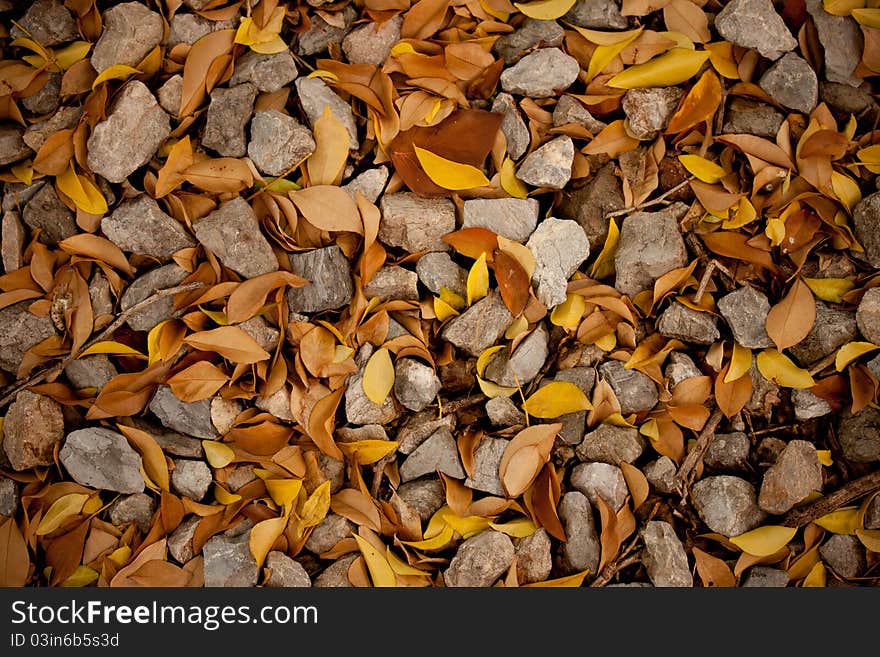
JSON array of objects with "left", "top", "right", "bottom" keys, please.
[
  {"left": 817, "top": 450, "right": 833, "bottom": 466},
  {"left": 705, "top": 41, "right": 739, "bottom": 79},
  {"left": 36, "top": 493, "right": 89, "bottom": 535},
  {"left": 835, "top": 341, "right": 880, "bottom": 371},
  {"left": 855, "top": 527, "right": 880, "bottom": 552},
  {"left": 594, "top": 332, "right": 617, "bottom": 351},
  {"left": 497, "top": 236, "right": 536, "bottom": 278},
  {"left": 234, "top": 8, "right": 286, "bottom": 49},
  {"left": 203, "top": 440, "right": 235, "bottom": 468},
  {"left": 82, "top": 494, "right": 102, "bottom": 515},
  {"left": 92, "top": 64, "right": 141, "bottom": 89},
  {"left": 439, "top": 285, "right": 467, "bottom": 310},
  {"left": 214, "top": 484, "right": 241, "bottom": 505},
  {"left": 402, "top": 524, "right": 455, "bottom": 551},
  {"left": 802, "top": 561, "right": 826, "bottom": 587},
  {"left": 506, "top": 314, "right": 529, "bottom": 339},
  {"left": 362, "top": 347, "right": 394, "bottom": 405},
  {"left": 11, "top": 160, "right": 33, "bottom": 186},
  {"left": 803, "top": 277, "right": 854, "bottom": 304},
  {"left": 414, "top": 145, "right": 490, "bottom": 190},
  {"left": 608, "top": 48, "right": 710, "bottom": 88},
  {"left": 61, "top": 565, "right": 99, "bottom": 588},
  {"left": 107, "top": 546, "right": 131, "bottom": 567},
  {"left": 765, "top": 217, "right": 786, "bottom": 247},
  {"left": 353, "top": 533, "right": 397, "bottom": 587},
  {"left": 338, "top": 440, "right": 399, "bottom": 464},
  {"left": 433, "top": 295, "right": 460, "bottom": 321},
  {"left": 308, "top": 105, "right": 349, "bottom": 186},
  {"left": 824, "top": 0, "right": 864, "bottom": 16},
  {"left": 490, "top": 517, "right": 537, "bottom": 538},
  {"left": 466, "top": 252, "right": 489, "bottom": 306},
  {"left": 724, "top": 343, "right": 752, "bottom": 383},
  {"left": 299, "top": 480, "right": 331, "bottom": 528},
  {"left": 522, "top": 381, "right": 592, "bottom": 417},
  {"left": 478, "top": 376, "right": 518, "bottom": 398},
  {"left": 523, "top": 570, "right": 590, "bottom": 587},
  {"left": 584, "top": 28, "right": 643, "bottom": 82},
  {"left": 514, "top": 0, "right": 576, "bottom": 19},
  {"left": 814, "top": 507, "right": 860, "bottom": 535},
  {"left": 57, "top": 164, "right": 108, "bottom": 215},
  {"left": 249, "top": 516, "right": 287, "bottom": 568},
  {"left": 853, "top": 7, "right": 880, "bottom": 27},
  {"left": 756, "top": 349, "right": 815, "bottom": 389},
  {"left": 730, "top": 525, "right": 797, "bottom": 557},
  {"left": 500, "top": 157, "right": 528, "bottom": 199},
  {"left": 250, "top": 35, "right": 288, "bottom": 55},
  {"left": 722, "top": 197, "right": 757, "bottom": 229},
  {"left": 386, "top": 548, "right": 428, "bottom": 576},
  {"left": 590, "top": 217, "right": 619, "bottom": 279},
  {"left": 78, "top": 340, "right": 147, "bottom": 359},
  {"left": 857, "top": 143, "right": 880, "bottom": 173},
  {"left": 678, "top": 154, "right": 726, "bottom": 183},
  {"left": 118, "top": 424, "right": 170, "bottom": 492},
  {"left": 550, "top": 293, "right": 586, "bottom": 329},
  {"left": 831, "top": 170, "right": 862, "bottom": 213},
  {"left": 264, "top": 479, "right": 303, "bottom": 508}
]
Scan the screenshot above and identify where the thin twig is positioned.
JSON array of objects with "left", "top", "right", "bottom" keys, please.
[
  {"left": 0, "top": 282, "right": 205, "bottom": 408},
  {"left": 590, "top": 548, "right": 643, "bottom": 588},
  {"left": 675, "top": 407, "right": 724, "bottom": 496},
  {"left": 783, "top": 470, "right": 880, "bottom": 528},
  {"left": 693, "top": 260, "right": 717, "bottom": 305},
  {"left": 605, "top": 177, "right": 695, "bottom": 219}
]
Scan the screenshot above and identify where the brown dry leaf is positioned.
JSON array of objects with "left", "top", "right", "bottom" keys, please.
[
  {"left": 665, "top": 69, "right": 722, "bottom": 134},
  {"left": 58, "top": 234, "right": 134, "bottom": 274},
  {"left": 402, "top": 0, "right": 451, "bottom": 40},
  {"left": 226, "top": 271, "right": 308, "bottom": 324},
  {"left": 494, "top": 250, "right": 530, "bottom": 317},
  {"left": 693, "top": 547, "right": 736, "bottom": 587},
  {"left": 180, "top": 30, "right": 236, "bottom": 116},
  {"left": 498, "top": 423, "right": 561, "bottom": 497},
  {"left": 663, "top": 0, "right": 710, "bottom": 43},
  {"left": 291, "top": 185, "right": 363, "bottom": 234},
  {"left": 0, "top": 517, "right": 29, "bottom": 586},
  {"left": 183, "top": 157, "right": 253, "bottom": 193},
  {"left": 306, "top": 387, "right": 345, "bottom": 460},
  {"left": 156, "top": 136, "right": 195, "bottom": 198},
  {"left": 184, "top": 326, "right": 271, "bottom": 364},
  {"left": 443, "top": 227, "right": 499, "bottom": 260},
  {"left": 166, "top": 360, "right": 229, "bottom": 402},
  {"left": 620, "top": 461, "right": 649, "bottom": 509},
  {"left": 765, "top": 278, "right": 816, "bottom": 352},
  {"left": 117, "top": 424, "right": 170, "bottom": 491},
  {"left": 308, "top": 106, "right": 350, "bottom": 186}
]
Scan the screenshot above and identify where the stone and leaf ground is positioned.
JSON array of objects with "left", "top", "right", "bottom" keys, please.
[{"left": 0, "top": 0, "right": 879, "bottom": 588}]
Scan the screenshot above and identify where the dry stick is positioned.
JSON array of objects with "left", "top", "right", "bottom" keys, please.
[
  {"left": 692, "top": 260, "right": 717, "bottom": 305},
  {"left": 591, "top": 548, "right": 643, "bottom": 588},
  {"left": 783, "top": 470, "right": 880, "bottom": 528},
  {"left": 674, "top": 406, "right": 724, "bottom": 495},
  {"left": 0, "top": 282, "right": 206, "bottom": 409},
  {"left": 605, "top": 177, "right": 695, "bottom": 219}
]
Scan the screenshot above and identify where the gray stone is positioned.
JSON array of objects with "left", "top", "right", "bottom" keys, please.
[
  {"left": 227, "top": 465, "right": 259, "bottom": 492},
  {"left": 295, "top": 7, "right": 357, "bottom": 57},
  {"left": 130, "top": 420, "right": 202, "bottom": 459},
  {"left": 120, "top": 263, "right": 188, "bottom": 332},
  {"left": 486, "top": 396, "right": 526, "bottom": 427},
  {"left": 714, "top": 0, "right": 797, "bottom": 60},
  {"left": 3, "top": 390, "right": 64, "bottom": 471},
  {"left": 820, "top": 82, "right": 874, "bottom": 114},
  {"left": 558, "top": 491, "right": 600, "bottom": 573},
  {"left": 516, "top": 137, "right": 574, "bottom": 190},
  {"left": 789, "top": 302, "right": 858, "bottom": 365},
  {"left": 203, "top": 531, "right": 258, "bottom": 587},
  {"left": 0, "top": 126, "right": 30, "bottom": 167},
  {"left": 1, "top": 211, "right": 24, "bottom": 272},
  {"left": 345, "top": 347, "right": 401, "bottom": 426},
  {"left": 806, "top": 0, "right": 862, "bottom": 87},
  {"left": 599, "top": 360, "right": 659, "bottom": 415},
  {"left": 342, "top": 14, "right": 402, "bottom": 66},
  {"left": 64, "top": 355, "right": 117, "bottom": 390},
  {"left": 337, "top": 424, "right": 389, "bottom": 443},
  {"left": 526, "top": 217, "right": 589, "bottom": 307},
  {"left": 379, "top": 192, "right": 456, "bottom": 253},
  {"left": 515, "top": 528, "right": 552, "bottom": 584},
  {"left": 819, "top": 534, "right": 865, "bottom": 578},
  {"left": 492, "top": 19, "right": 565, "bottom": 65},
  {"left": 444, "top": 530, "right": 514, "bottom": 587},
  {"left": 555, "top": 368, "right": 596, "bottom": 444},
  {"left": 553, "top": 95, "right": 606, "bottom": 134},
  {"left": 759, "top": 53, "right": 818, "bottom": 114},
  {"left": 747, "top": 358, "right": 782, "bottom": 413},
  {"left": 364, "top": 265, "right": 419, "bottom": 301},
  {"left": 576, "top": 423, "right": 644, "bottom": 465},
  {"left": 314, "top": 554, "right": 357, "bottom": 587},
  {"left": 417, "top": 252, "right": 468, "bottom": 298},
  {"left": 87, "top": 81, "right": 170, "bottom": 183},
  {"left": 149, "top": 385, "right": 217, "bottom": 439},
  {"left": 60, "top": 428, "right": 144, "bottom": 494},
  {"left": 193, "top": 197, "right": 278, "bottom": 279},
  {"left": 462, "top": 198, "right": 539, "bottom": 241},
  {"left": 168, "top": 515, "right": 200, "bottom": 563},
  {"left": 89, "top": 271, "right": 114, "bottom": 318},
  {"left": 665, "top": 352, "right": 703, "bottom": 388},
  {"left": 441, "top": 292, "right": 513, "bottom": 357},
  {"left": 248, "top": 110, "right": 315, "bottom": 176},
  {"left": 658, "top": 302, "right": 720, "bottom": 345},
  {"left": 343, "top": 167, "right": 388, "bottom": 204},
  {"left": 265, "top": 552, "right": 311, "bottom": 587},
  {"left": 692, "top": 476, "right": 765, "bottom": 537},
  {"left": 0, "top": 477, "right": 18, "bottom": 517},
  {"left": 230, "top": 50, "right": 298, "bottom": 93},
  {"left": 717, "top": 286, "right": 773, "bottom": 349},
  {"left": 287, "top": 245, "right": 354, "bottom": 313},
  {"left": 171, "top": 459, "right": 211, "bottom": 501},
  {"left": 255, "top": 387, "right": 292, "bottom": 422},
  {"left": 641, "top": 521, "right": 692, "bottom": 587},
  {"left": 201, "top": 83, "right": 257, "bottom": 157},
  {"left": 464, "top": 437, "right": 507, "bottom": 496},
  {"left": 792, "top": 389, "right": 832, "bottom": 421},
  {"left": 742, "top": 566, "right": 789, "bottom": 587},
  {"left": 856, "top": 288, "right": 880, "bottom": 344},
  {"left": 500, "top": 48, "right": 579, "bottom": 98},
  {"left": 167, "top": 12, "right": 215, "bottom": 47},
  {"left": 305, "top": 514, "right": 355, "bottom": 555},
  {"left": 837, "top": 408, "right": 880, "bottom": 463},
  {"left": 21, "top": 183, "right": 75, "bottom": 245},
  {"left": 102, "top": 195, "right": 195, "bottom": 261},
  {"left": 396, "top": 477, "right": 445, "bottom": 522},
  {"left": 399, "top": 427, "right": 466, "bottom": 483},
  {"left": 91, "top": 2, "right": 163, "bottom": 72},
  {"left": 0, "top": 301, "right": 55, "bottom": 373},
  {"left": 723, "top": 98, "right": 785, "bottom": 139},
  {"left": 157, "top": 75, "right": 183, "bottom": 116},
  {"left": 704, "top": 432, "right": 750, "bottom": 471},
  {"left": 865, "top": 496, "right": 880, "bottom": 530},
  {"left": 295, "top": 77, "right": 358, "bottom": 150},
  {"left": 558, "top": 164, "right": 624, "bottom": 252},
  {"left": 622, "top": 87, "right": 682, "bottom": 140},
  {"left": 571, "top": 462, "right": 628, "bottom": 511},
  {"left": 238, "top": 316, "right": 280, "bottom": 354},
  {"left": 484, "top": 324, "right": 549, "bottom": 387},
  {"left": 758, "top": 440, "right": 823, "bottom": 514},
  {"left": 11, "top": 0, "right": 78, "bottom": 47},
  {"left": 22, "top": 74, "right": 60, "bottom": 115},
  {"left": 868, "top": 353, "right": 880, "bottom": 381},
  {"left": 563, "top": 0, "right": 628, "bottom": 29},
  {"left": 397, "top": 411, "right": 456, "bottom": 455},
  {"left": 491, "top": 93, "right": 530, "bottom": 160},
  {"left": 854, "top": 192, "right": 880, "bottom": 267},
  {"left": 614, "top": 203, "right": 688, "bottom": 297},
  {"left": 645, "top": 457, "right": 677, "bottom": 494},
  {"left": 394, "top": 358, "right": 441, "bottom": 412},
  {"left": 109, "top": 493, "right": 154, "bottom": 533}
]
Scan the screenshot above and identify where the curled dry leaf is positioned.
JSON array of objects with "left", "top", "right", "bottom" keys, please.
[
  {"left": 498, "top": 423, "right": 562, "bottom": 497},
  {"left": 184, "top": 326, "right": 271, "bottom": 364}
]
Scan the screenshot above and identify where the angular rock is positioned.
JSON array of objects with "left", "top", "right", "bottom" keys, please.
[
  {"left": 558, "top": 164, "right": 624, "bottom": 252},
  {"left": 645, "top": 457, "right": 677, "bottom": 494},
  {"left": 344, "top": 353, "right": 401, "bottom": 426},
  {"left": 576, "top": 423, "right": 644, "bottom": 465},
  {"left": 462, "top": 198, "right": 539, "bottom": 241},
  {"left": 22, "top": 73, "right": 61, "bottom": 116},
  {"left": 854, "top": 192, "right": 880, "bottom": 267},
  {"left": 614, "top": 203, "right": 688, "bottom": 297},
  {"left": 342, "top": 14, "right": 402, "bottom": 66},
  {"left": 571, "top": 462, "right": 628, "bottom": 511},
  {"left": 171, "top": 459, "right": 211, "bottom": 501},
  {"left": 343, "top": 167, "right": 388, "bottom": 204},
  {"left": 558, "top": 491, "right": 600, "bottom": 573},
  {"left": 641, "top": 521, "right": 692, "bottom": 587},
  {"left": 394, "top": 358, "right": 441, "bottom": 412},
  {"left": 295, "top": 7, "right": 357, "bottom": 57},
  {"left": 805, "top": 0, "right": 862, "bottom": 87},
  {"left": 1, "top": 211, "right": 24, "bottom": 273},
  {"left": 714, "top": 0, "right": 797, "bottom": 61},
  {"left": 759, "top": 53, "right": 818, "bottom": 114},
  {"left": 399, "top": 427, "right": 466, "bottom": 482},
  {"left": 819, "top": 534, "right": 865, "bottom": 578},
  {"left": 491, "top": 92, "right": 530, "bottom": 160},
  {"left": 120, "top": 263, "right": 187, "bottom": 332},
  {"left": 255, "top": 387, "right": 293, "bottom": 423},
  {"left": 295, "top": 77, "right": 358, "bottom": 149},
  {"left": 3, "top": 390, "right": 64, "bottom": 471},
  {"left": 622, "top": 87, "right": 682, "bottom": 140},
  {"left": 416, "top": 252, "right": 468, "bottom": 297},
  {"left": 820, "top": 81, "right": 875, "bottom": 114},
  {"left": 563, "top": 0, "right": 628, "bottom": 29},
  {"left": 856, "top": 287, "right": 880, "bottom": 344},
  {"left": 230, "top": 50, "right": 298, "bottom": 92},
  {"left": 102, "top": 195, "right": 195, "bottom": 261},
  {"left": 665, "top": 352, "right": 703, "bottom": 388},
  {"left": 203, "top": 531, "right": 258, "bottom": 587},
  {"left": 201, "top": 83, "right": 257, "bottom": 157},
  {"left": 464, "top": 437, "right": 507, "bottom": 496},
  {"left": 378, "top": 192, "right": 456, "bottom": 253},
  {"left": 336, "top": 424, "right": 389, "bottom": 444},
  {"left": 486, "top": 396, "right": 526, "bottom": 427},
  {"left": 704, "top": 432, "right": 750, "bottom": 471},
  {"left": 193, "top": 197, "right": 278, "bottom": 279},
  {"left": 868, "top": 353, "right": 880, "bottom": 382},
  {"left": 441, "top": 291, "right": 513, "bottom": 357},
  {"left": 742, "top": 566, "right": 789, "bottom": 587},
  {"left": 657, "top": 301, "right": 720, "bottom": 345},
  {"left": 792, "top": 388, "right": 832, "bottom": 421},
  {"left": 553, "top": 95, "right": 606, "bottom": 134},
  {"left": 492, "top": 19, "right": 565, "bottom": 65},
  {"left": 500, "top": 47, "right": 579, "bottom": 98},
  {"left": 156, "top": 74, "right": 183, "bottom": 115},
  {"left": 21, "top": 183, "right": 76, "bottom": 245},
  {"left": 722, "top": 98, "right": 785, "bottom": 139},
  {"left": 287, "top": 245, "right": 354, "bottom": 313},
  {"left": 526, "top": 217, "right": 589, "bottom": 307},
  {"left": 238, "top": 316, "right": 280, "bottom": 354},
  {"left": 87, "top": 81, "right": 170, "bottom": 183},
  {"left": 364, "top": 265, "right": 419, "bottom": 301},
  {"left": 167, "top": 12, "right": 220, "bottom": 47},
  {"left": 396, "top": 477, "right": 445, "bottom": 523},
  {"left": 444, "top": 530, "right": 514, "bottom": 587},
  {"left": 599, "top": 360, "right": 659, "bottom": 415},
  {"left": 60, "top": 428, "right": 144, "bottom": 494},
  {"left": 516, "top": 136, "right": 574, "bottom": 190},
  {"left": 305, "top": 514, "right": 355, "bottom": 555},
  {"left": 11, "top": 0, "right": 78, "bottom": 47},
  {"left": 265, "top": 552, "right": 311, "bottom": 587},
  {"left": 0, "top": 301, "right": 55, "bottom": 373},
  {"left": 758, "top": 440, "right": 823, "bottom": 514},
  {"left": 484, "top": 324, "right": 549, "bottom": 387},
  {"left": 515, "top": 528, "right": 552, "bottom": 584},
  {"left": 109, "top": 493, "right": 155, "bottom": 533},
  {"left": 837, "top": 408, "right": 880, "bottom": 463},
  {"left": 167, "top": 515, "right": 200, "bottom": 563},
  {"left": 865, "top": 496, "right": 880, "bottom": 530},
  {"left": 0, "top": 125, "right": 30, "bottom": 167},
  {"left": 717, "top": 286, "right": 773, "bottom": 349},
  {"left": 248, "top": 110, "right": 315, "bottom": 176},
  {"left": 397, "top": 411, "right": 456, "bottom": 455},
  {"left": 692, "top": 475, "right": 765, "bottom": 537},
  {"left": 789, "top": 301, "right": 858, "bottom": 365},
  {"left": 149, "top": 385, "right": 217, "bottom": 439},
  {"left": 0, "top": 477, "right": 19, "bottom": 517},
  {"left": 91, "top": 2, "right": 163, "bottom": 72},
  {"left": 314, "top": 554, "right": 357, "bottom": 587}
]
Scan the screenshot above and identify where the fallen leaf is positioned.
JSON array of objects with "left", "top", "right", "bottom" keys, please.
[
  {"left": 498, "top": 423, "right": 561, "bottom": 497},
  {"left": 693, "top": 547, "right": 736, "bottom": 587},
  {"left": 514, "top": 0, "right": 577, "bottom": 20},
  {"left": 249, "top": 516, "right": 287, "bottom": 568},
  {"left": 362, "top": 347, "right": 395, "bottom": 405},
  {"left": 835, "top": 341, "right": 880, "bottom": 371},
  {"left": 756, "top": 349, "right": 815, "bottom": 389},
  {"left": 36, "top": 494, "right": 89, "bottom": 536},
  {"left": 291, "top": 185, "right": 364, "bottom": 233},
  {"left": 413, "top": 145, "right": 490, "bottom": 190},
  {"left": 523, "top": 382, "right": 593, "bottom": 418},
  {"left": 814, "top": 508, "right": 860, "bottom": 535},
  {"left": 608, "top": 48, "right": 710, "bottom": 88},
  {"left": 203, "top": 441, "right": 235, "bottom": 468},
  {"left": 466, "top": 252, "right": 489, "bottom": 306},
  {"left": 730, "top": 525, "right": 797, "bottom": 557},
  {"left": 353, "top": 533, "right": 397, "bottom": 587},
  {"left": 184, "top": 326, "right": 271, "bottom": 364},
  {"left": 308, "top": 105, "right": 349, "bottom": 186},
  {"left": 765, "top": 278, "right": 816, "bottom": 351},
  {"left": 166, "top": 361, "right": 229, "bottom": 402}
]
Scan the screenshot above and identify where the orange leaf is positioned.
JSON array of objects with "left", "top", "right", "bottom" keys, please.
[
  {"left": 184, "top": 326, "right": 271, "bottom": 363},
  {"left": 666, "top": 69, "right": 722, "bottom": 134},
  {"left": 765, "top": 278, "right": 816, "bottom": 352},
  {"left": 166, "top": 360, "right": 229, "bottom": 401},
  {"left": 498, "top": 423, "right": 561, "bottom": 497},
  {"left": 291, "top": 185, "right": 364, "bottom": 234}
]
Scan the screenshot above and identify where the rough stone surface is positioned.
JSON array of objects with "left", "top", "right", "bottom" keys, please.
[
  {"left": 238, "top": 316, "right": 280, "bottom": 354},
  {"left": 692, "top": 476, "right": 765, "bottom": 537},
  {"left": 515, "top": 528, "right": 552, "bottom": 584},
  {"left": 0, "top": 126, "right": 31, "bottom": 167},
  {"left": 553, "top": 95, "right": 607, "bottom": 134},
  {"left": 571, "top": 462, "right": 628, "bottom": 511},
  {"left": 492, "top": 19, "right": 565, "bottom": 65},
  {"left": 743, "top": 566, "right": 789, "bottom": 587},
  {"left": 3, "top": 391, "right": 64, "bottom": 471},
  {"left": 576, "top": 423, "right": 644, "bottom": 465},
  {"left": 60, "top": 428, "right": 144, "bottom": 494},
  {"left": 23, "top": 74, "right": 61, "bottom": 115},
  {"left": 704, "top": 432, "right": 750, "bottom": 471},
  {"left": 0, "top": 477, "right": 19, "bottom": 517},
  {"left": 759, "top": 53, "right": 819, "bottom": 114},
  {"left": 441, "top": 292, "right": 513, "bottom": 357},
  {"left": 614, "top": 203, "right": 688, "bottom": 297},
  {"left": 462, "top": 198, "right": 539, "bottom": 241},
  {"left": 645, "top": 457, "right": 677, "bottom": 494},
  {"left": 21, "top": 183, "right": 76, "bottom": 245},
  {"left": 526, "top": 217, "right": 589, "bottom": 307},
  {"left": 641, "top": 521, "right": 692, "bottom": 587},
  {"left": 444, "top": 530, "right": 514, "bottom": 587},
  {"left": 11, "top": 0, "right": 78, "bottom": 47},
  {"left": 379, "top": 193, "right": 456, "bottom": 253},
  {"left": 563, "top": 0, "right": 628, "bottom": 29},
  {"left": 167, "top": 515, "right": 200, "bottom": 563},
  {"left": 305, "top": 514, "right": 355, "bottom": 555},
  {"left": 248, "top": 110, "right": 315, "bottom": 176},
  {"left": 657, "top": 302, "right": 720, "bottom": 345},
  {"left": 837, "top": 408, "right": 880, "bottom": 463},
  {"left": 789, "top": 301, "right": 858, "bottom": 365},
  {"left": 1, "top": 211, "right": 23, "bottom": 273},
  {"left": 91, "top": 2, "right": 164, "bottom": 72},
  {"left": 722, "top": 98, "right": 785, "bottom": 139},
  {"left": 193, "top": 197, "right": 278, "bottom": 279},
  {"left": 599, "top": 360, "right": 659, "bottom": 415},
  {"left": 394, "top": 358, "right": 441, "bottom": 412},
  {"left": 120, "top": 263, "right": 188, "bottom": 332},
  {"left": 287, "top": 246, "right": 354, "bottom": 313},
  {"left": 500, "top": 48, "right": 579, "bottom": 98},
  {"left": 484, "top": 324, "right": 549, "bottom": 387},
  {"left": 265, "top": 552, "right": 311, "bottom": 587},
  {"left": 399, "top": 427, "right": 466, "bottom": 483},
  {"left": 109, "top": 493, "right": 155, "bottom": 533},
  {"left": 203, "top": 531, "right": 258, "bottom": 587},
  {"left": 821, "top": 81, "right": 874, "bottom": 114},
  {"left": 806, "top": 0, "right": 862, "bottom": 87},
  {"left": 516, "top": 137, "right": 574, "bottom": 190},
  {"left": 622, "top": 87, "right": 682, "bottom": 140},
  {"left": 149, "top": 385, "right": 217, "bottom": 439},
  {"left": 314, "top": 554, "right": 357, "bottom": 588},
  {"left": 417, "top": 252, "right": 467, "bottom": 297},
  {"left": 166, "top": 13, "right": 223, "bottom": 47},
  {"left": 24, "top": 106, "right": 80, "bottom": 152},
  {"left": 171, "top": 459, "right": 211, "bottom": 501},
  {"left": 364, "top": 265, "right": 419, "bottom": 301},
  {"left": 819, "top": 534, "right": 865, "bottom": 578},
  {"left": 157, "top": 75, "right": 183, "bottom": 115},
  {"left": 343, "top": 167, "right": 388, "bottom": 204},
  {"left": 758, "top": 440, "right": 823, "bottom": 514},
  {"left": 559, "top": 164, "right": 624, "bottom": 252},
  {"left": 0, "top": 301, "right": 55, "bottom": 373},
  {"left": 397, "top": 412, "right": 456, "bottom": 455},
  {"left": 714, "top": 0, "right": 797, "bottom": 61},
  {"left": 792, "top": 389, "right": 832, "bottom": 421},
  {"left": 342, "top": 14, "right": 402, "bottom": 66},
  {"left": 717, "top": 286, "right": 774, "bottom": 349},
  {"left": 464, "top": 437, "right": 507, "bottom": 496},
  {"left": 296, "top": 77, "right": 358, "bottom": 149},
  {"left": 665, "top": 352, "right": 703, "bottom": 388},
  {"left": 491, "top": 93, "right": 530, "bottom": 160},
  {"left": 230, "top": 51, "right": 298, "bottom": 92},
  {"left": 559, "top": 491, "right": 600, "bottom": 573},
  {"left": 854, "top": 192, "right": 880, "bottom": 267},
  {"left": 345, "top": 347, "right": 401, "bottom": 426},
  {"left": 856, "top": 287, "right": 880, "bottom": 344},
  {"left": 102, "top": 195, "right": 195, "bottom": 261},
  {"left": 486, "top": 396, "right": 526, "bottom": 427},
  {"left": 87, "top": 81, "right": 170, "bottom": 183},
  {"left": 295, "top": 7, "right": 357, "bottom": 57},
  {"left": 396, "top": 478, "right": 445, "bottom": 522},
  {"left": 201, "top": 83, "right": 257, "bottom": 157}
]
